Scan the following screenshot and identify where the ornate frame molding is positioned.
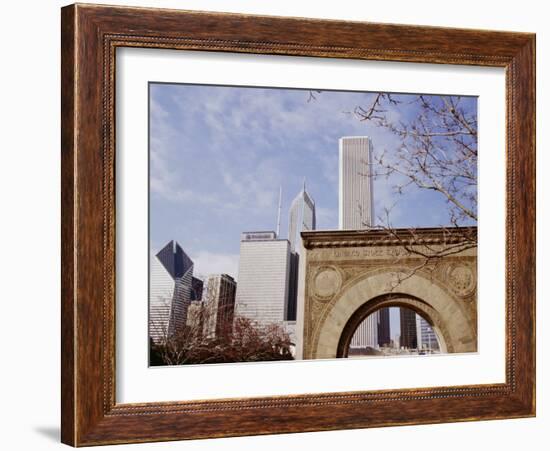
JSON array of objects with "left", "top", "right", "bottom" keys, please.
[{"left": 61, "top": 4, "right": 535, "bottom": 446}]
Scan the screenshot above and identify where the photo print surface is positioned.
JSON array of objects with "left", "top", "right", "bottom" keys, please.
[{"left": 148, "top": 83, "right": 478, "bottom": 366}]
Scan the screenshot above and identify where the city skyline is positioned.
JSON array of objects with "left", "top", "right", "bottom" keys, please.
[
  {"left": 149, "top": 83, "right": 476, "bottom": 280},
  {"left": 150, "top": 239, "right": 440, "bottom": 356},
  {"left": 148, "top": 84, "right": 477, "bottom": 363},
  {"left": 350, "top": 307, "right": 441, "bottom": 353}
]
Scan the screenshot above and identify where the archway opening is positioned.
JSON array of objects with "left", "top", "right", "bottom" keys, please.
[{"left": 336, "top": 295, "right": 447, "bottom": 358}]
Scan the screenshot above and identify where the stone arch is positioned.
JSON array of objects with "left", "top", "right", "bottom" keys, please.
[
  {"left": 336, "top": 293, "right": 449, "bottom": 357},
  {"left": 312, "top": 271, "right": 476, "bottom": 359}
]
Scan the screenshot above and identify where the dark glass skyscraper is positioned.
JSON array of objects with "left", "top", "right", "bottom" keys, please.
[
  {"left": 400, "top": 308, "right": 418, "bottom": 349},
  {"left": 377, "top": 307, "right": 391, "bottom": 347}
]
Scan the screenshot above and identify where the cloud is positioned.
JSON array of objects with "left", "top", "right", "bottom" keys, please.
[
  {"left": 191, "top": 251, "right": 240, "bottom": 281},
  {"left": 148, "top": 83, "right": 471, "bottom": 270}
]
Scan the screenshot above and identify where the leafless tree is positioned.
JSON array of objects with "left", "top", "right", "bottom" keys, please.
[
  {"left": 354, "top": 94, "right": 477, "bottom": 224},
  {"left": 150, "top": 300, "right": 294, "bottom": 365},
  {"left": 346, "top": 93, "right": 478, "bottom": 287}
]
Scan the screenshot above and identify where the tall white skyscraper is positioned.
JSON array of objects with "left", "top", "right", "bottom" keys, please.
[
  {"left": 339, "top": 136, "right": 374, "bottom": 229},
  {"left": 350, "top": 311, "right": 380, "bottom": 350},
  {"left": 287, "top": 182, "right": 316, "bottom": 322},
  {"left": 149, "top": 240, "right": 194, "bottom": 344},
  {"left": 234, "top": 232, "right": 291, "bottom": 326},
  {"left": 339, "top": 136, "right": 376, "bottom": 348},
  {"left": 288, "top": 181, "right": 316, "bottom": 254}
]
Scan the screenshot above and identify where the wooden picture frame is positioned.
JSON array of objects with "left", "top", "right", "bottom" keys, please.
[{"left": 61, "top": 3, "right": 536, "bottom": 446}]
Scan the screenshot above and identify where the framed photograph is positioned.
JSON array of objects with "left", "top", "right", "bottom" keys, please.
[{"left": 61, "top": 3, "right": 535, "bottom": 446}]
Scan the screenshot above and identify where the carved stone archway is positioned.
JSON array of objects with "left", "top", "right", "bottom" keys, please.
[
  {"left": 296, "top": 228, "right": 477, "bottom": 360},
  {"left": 336, "top": 293, "right": 449, "bottom": 358}
]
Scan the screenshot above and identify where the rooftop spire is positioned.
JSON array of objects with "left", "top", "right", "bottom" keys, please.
[{"left": 276, "top": 186, "right": 282, "bottom": 238}]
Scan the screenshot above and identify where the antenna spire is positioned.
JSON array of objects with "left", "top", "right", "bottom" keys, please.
[
  {"left": 303, "top": 176, "right": 306, "bottom": 192},
  {"left": 276, "top": 186, "right": 282, "bottom": 238}
]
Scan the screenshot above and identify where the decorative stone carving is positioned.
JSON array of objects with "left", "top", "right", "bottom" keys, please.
[
  {"left": 310, "top": 297, "right": 327, "bottom": 317},
  {"left": 312, "top": 266, "right": 342, "bottom": 300},
  {"left": 340, "top": 266, "right": 366, "bottom": 283},
  {"left": 300, "top": 228, "right": 477, "bottom": 359},
  {"left": 446, "top": 263, "right": 476, "bottom": 298}
]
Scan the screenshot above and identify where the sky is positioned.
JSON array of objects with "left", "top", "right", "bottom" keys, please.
[{"left": 149, "top": 83, "right": 477, "bottom": 280}]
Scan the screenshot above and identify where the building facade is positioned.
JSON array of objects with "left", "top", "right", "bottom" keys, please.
[
  {"left": 288, "top": 182, "right": 316, "bottom": 254},
  {"left": 377, "top": 307, "right": 391, "bottom": 347},
  {"left": 203, "top": 274, "right": 237, "bottom": 338},
  {"left": 350, "top": 311, "right": 380, "bottom": 349},
  {"left": 149, "top": 240, "right": 194, "bottom": 344},
  {"left": 338, "top": 136, "right": 374, "bottom": 229},
  {"left": 399, "top": 307, "right": 419, "bottom": 349},
  {"left": 234, "top": 231, "right": 291, "bottom": 326},
  {"left": 287, "top": 252, "right": 299, "bottom": 321},
  {"left": 416, "top": 315, "right": 440, "bottom": 351},
  {"left": 191, "top": 276, "right": 203, "bottom": 301},
  {"left": 287, "top": 183, "right": 316, "bottom": 321}
]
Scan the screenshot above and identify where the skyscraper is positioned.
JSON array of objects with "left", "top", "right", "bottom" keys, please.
[
  {"left": 287, "top": 253, "right": 299, "bottom": 322},
  {"left": 339, "top": 136, "right": 376, "bottom": 348},
  {"left": 416, "top": 315, "right": 440, "bottom": 352},
  {"left": 338, "top": 136, "right": 374, "bottom": 229},
  {"left": 287, "top": 182, "right": 316, "bottom": 321},
  {"left": 350, "top": 311, "right": 380, "bottom": 350},
  {"left": 288, "top": 181, "right": 316, "bottom": 254},
  {"left": 377, "top": 307, "right": 391, "bottom": 347},
  {"left": 234, "top": 232, "right": 291, "bottom": 326},
  {"left": 149, "top": 240, "right": 194, "bottom": 344},
  {"left": 203, "top": 274, "right": 237, "bottom": 338},
  {"left": 400, "top": 307, "right": 418, "bottom": 349},
  {"left": 191, "top": 276, "right": 204, "bottom": 301}
]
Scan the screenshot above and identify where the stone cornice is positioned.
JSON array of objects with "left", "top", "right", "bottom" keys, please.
[{"left": 301, "top": 226, "right": 477, "bottom": 249}]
